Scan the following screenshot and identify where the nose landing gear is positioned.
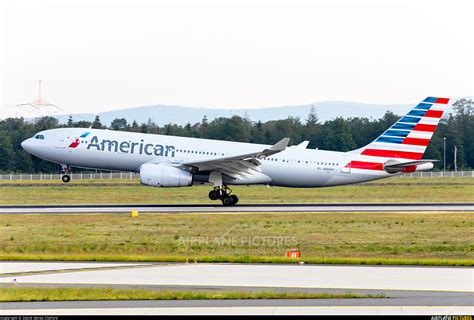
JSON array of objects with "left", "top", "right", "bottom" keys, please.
[
  {"left": 208, "top": 186, "right": 239, "bottom": 206},
  {"left": 60, "top": 164, "right": 71, "bottom": 183}
]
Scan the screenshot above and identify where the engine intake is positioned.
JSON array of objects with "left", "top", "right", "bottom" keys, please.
[{"left": 140, "top": 163, "right": 193, "bottom": 187}]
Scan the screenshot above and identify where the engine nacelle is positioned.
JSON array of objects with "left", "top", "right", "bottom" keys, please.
[{"left": 140, "top": 163, "right": 193, "bottom": 187}]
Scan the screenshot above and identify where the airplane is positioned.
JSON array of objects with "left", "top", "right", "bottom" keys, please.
[{"left": 21, "top": 97, "right": 449, "bottom": 205}]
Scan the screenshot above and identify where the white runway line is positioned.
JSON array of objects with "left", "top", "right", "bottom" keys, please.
[
  {"left": 0, "top": 262, "right": 149, "bottom": 275},
  {"left": 2, "top": 203, "right": 473, "bottom": 214},
  {"left": 1, "top": 306, "right": 473, "bottom": 315},
  {"left": 1, "top": 263, "right": 472, "bottom": 292}
]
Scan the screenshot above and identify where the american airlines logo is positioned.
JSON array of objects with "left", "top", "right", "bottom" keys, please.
[
  {"left": 68, "top": 132, "right": 91, "bottom": 148},
  {"left": 86, "top": 136, "right": 176, "bottom": 157}
]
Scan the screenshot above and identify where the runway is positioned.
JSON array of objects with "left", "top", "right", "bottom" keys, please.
[
  {"left": 1, "top": 202, "right": 473, "bottom": 214},
  {"left": 1, "top": 262, "right": 472, "bottom": 315}
]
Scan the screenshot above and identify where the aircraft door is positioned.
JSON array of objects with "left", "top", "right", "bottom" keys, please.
[
  {"left": 55, "top": 135, "right": 68, "bottom": 148},
  {"left": 341, "top": 165, "right": 351, "bottom": 173},
  {"left": 340, "top": 156, "right": 352, "bottom": 173}
]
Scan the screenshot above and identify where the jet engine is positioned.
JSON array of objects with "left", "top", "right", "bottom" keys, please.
[{"left": 140, "top": 163, "right": 193, "bottom": 187}]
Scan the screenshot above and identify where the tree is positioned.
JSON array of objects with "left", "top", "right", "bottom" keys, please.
[
  {"left": 139, "top": 122, "right": 148, "bottom": 133},
  {"left": 92, "top": 116, "right": 104, "bottom": 129},
  {"left": 110, "top": 118, "right": 129, "bottom": 131},
  {"left": 443, "top": 114, "right": 465, "bottom": 170},
  {"left": 305, "top": 106, "right": 320, "bottom": 148},
  {"left": 199, "top": 115, "right": 209, "bottom": 139},
  {"left": 250, "top": 121, "right": 265, "bottom": 143},
  {"left": 321, "top": 117, "right": 356, "bottom": 151},
  {"left": 131, "top": 120, "right": 140, "bottom": 132},
  {"left": 452, "top": 99, "right": 474, "bottom": 169},
  {"left": 183, "top": 123, "right": 193, "bottom": 137},
  {"left": 13, "top": 150, "right": 34, "bottom": 172},
  {"left": 74, "top": 121, "right": 92, "bottom": 128},
  {"left": 263, "top": 117, "right": 304, "bottom": 145},
  {"left": 0, "top": 133, "right": 14, "bottom": 172},
  {"left": 67, "top": 115, "right": 74, "bottom": 127},
  {"left": 306, "top": 106, "right": 319, "bottom": 126},
  {"left": 34, "top": 117, "right": 59, "bottom": 131},
  {"left": 145, "top": 118, "right": 159, "bottom": 134},
  {"left": 208, "top": 116, "right": 252, "bottom": 142}
]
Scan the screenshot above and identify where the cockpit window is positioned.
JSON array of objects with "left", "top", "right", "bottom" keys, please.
[{"left": 34, "top": 134, "right": 45, "bottom": 140}]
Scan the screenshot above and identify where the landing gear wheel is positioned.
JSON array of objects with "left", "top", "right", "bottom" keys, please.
[
  {"left": 222, "top": 196, "right": 234, "bottom": 206},
  {"left": 230, "top": 194, "right": 239, "bottom": 205},
  {"left": 209, "top": 185, "right": 238, "bottom": 206},
  {"left": 61, "top": 174, "right": 71, "bottom": 183},
  {"left": 209, "top": 190, "right": 220, "bottom": 201}
]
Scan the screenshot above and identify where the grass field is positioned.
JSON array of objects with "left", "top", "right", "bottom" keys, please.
[
  {"left": 1, "top": 212, "right": 472, "bottom": 265},
  {"left": 0, "top": 287, "right": 384, "bottom": 302},
  {"left": 0, "top": 177, "right": 473, "bottom": 205}
]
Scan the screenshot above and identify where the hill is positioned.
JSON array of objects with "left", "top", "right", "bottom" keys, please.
[{"left": 54, "top": 101, "right": 413, "bottom": 126}]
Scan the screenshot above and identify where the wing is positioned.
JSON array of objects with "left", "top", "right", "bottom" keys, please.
[{"left": 180, "top": 138, "right": 290, "bottom": 180}]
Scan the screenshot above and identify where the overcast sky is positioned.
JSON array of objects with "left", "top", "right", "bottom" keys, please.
[{"left": 1, "top": 0, "right": 473, "bottom": 118}]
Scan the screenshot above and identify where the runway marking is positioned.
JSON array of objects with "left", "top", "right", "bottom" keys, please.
[{"left": 0, "top": 263, "right": 176, "bottom": 278}]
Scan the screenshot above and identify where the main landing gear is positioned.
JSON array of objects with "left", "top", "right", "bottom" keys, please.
[
  {"left": 208, "top": 186, "right": 239, "bottom": 206},
  {"left": 60, "top": 164, "right": 71, "bottom": 183}
]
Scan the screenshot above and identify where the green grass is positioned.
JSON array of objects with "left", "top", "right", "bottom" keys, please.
[
  {"left": 1, "top": 212, "right": 473, "bottom": 265},
  {"left": 1, "top": 254, "right": 471, "bottom": 267},
  {"left": 0, "top": 177, "right": 473, "bottom": 205},
  {"left": 0, "top": 178, "right": 139, "bottom": 186},
  {"left": 0, "top": 287, "right": 385, "bottom": 302}
]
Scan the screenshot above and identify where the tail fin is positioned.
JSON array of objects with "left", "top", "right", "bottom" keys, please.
[{"left": 354, "top": 97, "right": 450, "bottom": 160}]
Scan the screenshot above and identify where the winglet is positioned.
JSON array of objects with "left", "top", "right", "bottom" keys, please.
[{"left": 270, "top": 137, "right": 290, "bottom": 151}]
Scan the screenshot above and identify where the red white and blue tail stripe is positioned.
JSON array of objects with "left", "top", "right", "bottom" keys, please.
[{"left": 347, "top": 97, "right": 449, "bottom": 171}]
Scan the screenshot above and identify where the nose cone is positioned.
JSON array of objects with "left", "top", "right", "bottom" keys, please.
[{"left": 21, "top": 138, "right": 34, "bottom": 153}]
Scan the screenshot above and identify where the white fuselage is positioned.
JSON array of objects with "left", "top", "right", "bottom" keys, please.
[{"left": 22, "top": 128, "right": 394, "bottom": 187}]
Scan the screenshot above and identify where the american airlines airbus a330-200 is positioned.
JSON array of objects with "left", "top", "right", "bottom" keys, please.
[{"left": 21, "top": 97, "right": 449, "bottom": 205}]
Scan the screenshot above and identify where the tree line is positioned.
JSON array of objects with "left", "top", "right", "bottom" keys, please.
[{"left": 0, "top": 99, "right": 472, "bottom": 173}]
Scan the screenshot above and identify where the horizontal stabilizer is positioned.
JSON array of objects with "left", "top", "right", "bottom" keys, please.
[
  {"left": 384, "top": 159, "right": 438, "bottom": 173},
  {"left": 294, "top": 141, "right": 310, "bottom": 149}
]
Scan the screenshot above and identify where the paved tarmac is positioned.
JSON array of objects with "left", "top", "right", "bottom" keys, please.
[
  {"left": 2, "top": 263, "right": 472, "bottom": 291},
  {"left": 1, "top": 262, "right": 472, "bottom": 315}
]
